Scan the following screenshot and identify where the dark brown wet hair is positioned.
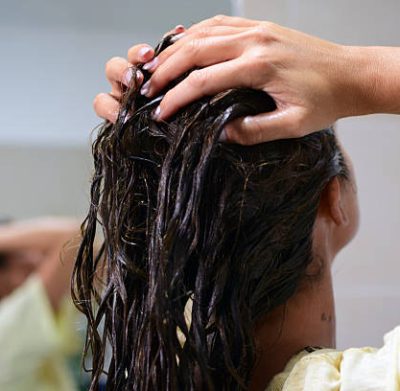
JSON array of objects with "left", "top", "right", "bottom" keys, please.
[{"left": 72, "top": 35, "right": 348, "bottom": 391}]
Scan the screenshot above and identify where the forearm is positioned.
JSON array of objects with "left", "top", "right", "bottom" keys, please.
[
  {"left": 39, "top": 241, "right": 77, "bottom": 311},
  {"left": 38, "top": 225, "right": 81, "bottom": 312},
  {"left": 340, "top": 45, "right": 400, "bottom": 118}
]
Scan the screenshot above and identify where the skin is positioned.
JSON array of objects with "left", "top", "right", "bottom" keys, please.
[
  {"left": 94, "top": 15, "right": 400, "bottom": 145},
  {"left": 250, "top": 149, "right": 359, "bottom": 390},
  {"left": 0, "top": 217, "right": 80, "bottom": 311}
]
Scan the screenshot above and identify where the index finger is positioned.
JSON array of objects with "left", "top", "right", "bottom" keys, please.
[
  {"left": 155, "top": 58, "right": 249, "bottom": 120},
  {"left": 127, "top": 44, "right": 155, "bottom": 66}
]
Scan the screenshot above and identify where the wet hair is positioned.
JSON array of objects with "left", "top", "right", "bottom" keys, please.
[{"left": 72, "top": 35, "right": 349, "bottom": 391}]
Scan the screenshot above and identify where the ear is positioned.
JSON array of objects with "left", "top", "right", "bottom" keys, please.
[{"left": 318, "top": 177, "right": 348, "bottom": 226}]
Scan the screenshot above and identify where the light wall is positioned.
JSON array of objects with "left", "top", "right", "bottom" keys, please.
[
  {"left": 0, "top": 0, "right": 231, "bottom": 219},
  {"left": 236, "top": 0, "right": 400, "bottom": 349}
]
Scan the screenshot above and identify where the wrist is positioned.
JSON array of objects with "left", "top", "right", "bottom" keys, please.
[{"left": 336, "top": 45, "right": 400, "bottom": 117}]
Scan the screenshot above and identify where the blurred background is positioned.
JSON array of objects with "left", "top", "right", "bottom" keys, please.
[
  {"left": 0, "top": 0, "right": 399, "bottom": 356},
  {"left": 0, "top": 0, "right": 230, "bottom": 218}
]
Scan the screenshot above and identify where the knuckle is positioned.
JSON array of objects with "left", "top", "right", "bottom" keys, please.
[
  {"left": 149, "top": 70, "right": 165, "bottom": 91},
  {"left": 250, "top": 25, "right": 270, "bottom": 43},
  {"left": 186, "top": 38, "right": 202, "bottom": 56},
  {"left": 195, "top": 27, "right": 211, "bottom": 39},
  {"left": 244, "top": 50, "right": 273, "bottom": 83},
  {"left": 160, "top": 90, "right": 173, "bottom": 111},
  {"left": 212, "top": 14, "right": 228, "bottom": 24},
  {"left": 256, "top": 56, "right": 273, "bottom": 78},
  {"left": 240, "top": 57, "right": 266, "bottom": 87},
  {"left": 105, "top": 56, "right": 122, "bottom": 74},
  {"left": 240, "top": 117, "right": 266, "bottom": 145},
  {"left": 92, "top": 94, "right": 104, "bottom": 112},
  {"left": 187, "top": 69, "right": 207, "bottom": 89},
  {"left": 127, "top": 46, "right": 135, "bottom": 59},
  {"left": 227, "top": 123, "right": 249, "bottom": 146},
  {"left": 262, "top": 21, "right": 276, "bottom": 31},
  {"left": 127, "top": 44, "right": 145, "bottom": 61},
  {"left": 250, "top": 117, "right": 264, "bottom": 137}
]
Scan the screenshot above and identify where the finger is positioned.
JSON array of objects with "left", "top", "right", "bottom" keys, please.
[
  {"left": 127, "top": 43, "right": 155, "bottom": 65},
  {"left": 143, "top": 31, "right": 248, "bottom": 97},
  {"left": 155, "top": 58, "right": 249, "bottom": 120},
  {"left": 221, "top": 108, "right": 306, "bottom": 145},
  {"left": 141, "top": 26, "right": 245, "bottom": 74},
  {"left": 93, "top": 93, "right": 120, "bottom": 123},
  {"left": 105, "top": 57, "right": 142, "bottom": 98},
  {"left": 163, "top": 24, "right": 186, "bottom": 38},
  {"left": 187, "top": 15, "right": 258, "bottom": 32}
]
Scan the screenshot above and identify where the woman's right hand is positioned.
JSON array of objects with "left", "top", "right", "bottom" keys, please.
[{"left": 94, "top": 16, "right": 397, "bottom": 145}]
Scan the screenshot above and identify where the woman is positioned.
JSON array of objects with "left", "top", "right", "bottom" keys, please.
[
  {"left": 73, "top": 33, "right": 365, "bottom": 390},
  {"left": 89, "top": 16, "right": 400, "bottom": 391}
]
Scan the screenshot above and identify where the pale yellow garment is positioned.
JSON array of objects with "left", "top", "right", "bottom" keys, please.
[
  {"left": 267, "top": 326, "right": 400, "bottom": 391},
  {"left": 0, "top": 274, "right": 81, "bottom": 391}
]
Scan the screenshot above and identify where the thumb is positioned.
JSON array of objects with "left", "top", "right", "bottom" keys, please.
[{"left": 221, "top": 108, "right": 305, "bottom": 145}]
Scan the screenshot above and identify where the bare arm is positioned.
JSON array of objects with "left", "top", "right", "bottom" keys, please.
[{"left": 0, "top": 218, "right": 80, "bottom": 311}]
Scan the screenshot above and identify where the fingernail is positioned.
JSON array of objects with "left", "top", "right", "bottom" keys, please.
[
  {"left": 170, "top": 32, "right": 185, "bottom": 43},
  {"left": 219, "top": 128, "right": 227, "bottom": 142},
  {"left": 123, "top": 68, "right": 134, "bottom": 87},
  {"left": 152, "top": 105, "right": 161, "bottom": 120},
  {"left": 143, "top": 57, "right": 159, "bottom": 71},
  {"left": 139, "top": 46, "right": 153, "bottom": 60},
  {"left": 174, "top": 24, "right": 185, "bottom": 32},
  {"left": 140, "top": 80, "right": 151, "bottom": 96},
  {"left": 137, "top": 70, "right": 144, "bottom": 83}
]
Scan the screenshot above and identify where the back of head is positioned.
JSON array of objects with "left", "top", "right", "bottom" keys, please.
[{"left": 73, "top": 35, "right": 348, "bottom": 390}]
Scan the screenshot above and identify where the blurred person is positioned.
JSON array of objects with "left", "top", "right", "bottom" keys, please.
[{"left": 0, "top": 217, "right": 83, "bottom": 391}]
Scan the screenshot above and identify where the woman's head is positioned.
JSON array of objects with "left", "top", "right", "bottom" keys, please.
[{"left": 73, "top": 35, "right": 358, "bottom": 390}]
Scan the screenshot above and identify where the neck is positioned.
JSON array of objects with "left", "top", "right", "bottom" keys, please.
[{"left": 248, "top": 266, "right": 336, "bottom": 391}]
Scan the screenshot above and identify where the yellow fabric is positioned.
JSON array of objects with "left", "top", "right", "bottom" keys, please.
[
  {"left": 267, "top": 326, "right": 400, "bottom": 391},
  {"left": 0, "top": 274, "right": 80, "bottom": 391}
]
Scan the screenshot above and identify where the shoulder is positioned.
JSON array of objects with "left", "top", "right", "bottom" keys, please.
[{"left": 267, "top": 326, "right": 400, "bottom": 391}]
